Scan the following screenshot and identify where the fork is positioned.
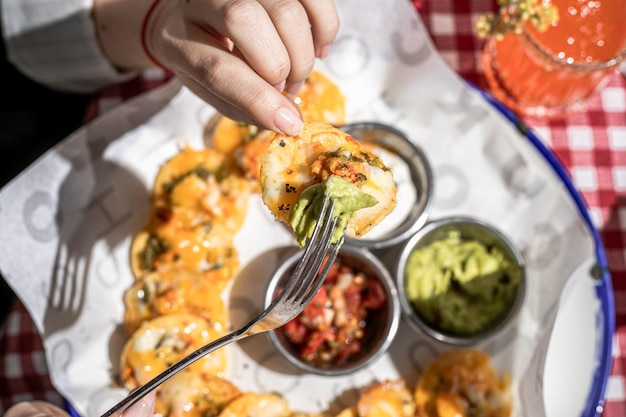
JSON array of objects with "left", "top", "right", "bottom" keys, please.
[{"left": 101, "top": 195, "right": 342, "bottom": 417}]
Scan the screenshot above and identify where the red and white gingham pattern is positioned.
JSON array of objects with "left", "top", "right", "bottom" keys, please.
[
  {"left": 1, "top": 0, "right": 625, "bottom": 415},
  {"left": 529, "top": 73, "right": 626, "bottom": 417},
  {"left": 415, "top": 1, "right": 626, "bottom": 415},
  {"left": 0, "top": 302, "right": 63, "bottom": 411}
]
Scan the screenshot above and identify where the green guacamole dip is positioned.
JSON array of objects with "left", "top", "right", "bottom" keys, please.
[
  {"left": 290, "top": 176, "right": 378, "bottom": 248},
  {"left": 405, "top": 230, "right": 522, "bottom": 336}
]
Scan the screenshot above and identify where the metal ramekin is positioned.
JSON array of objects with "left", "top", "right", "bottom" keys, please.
[
  {"left": 340, "top": 121, "right": 433, "bottom": 250},
  {"left": 395, "top": 216, "right": 526, "bottom": 346}
]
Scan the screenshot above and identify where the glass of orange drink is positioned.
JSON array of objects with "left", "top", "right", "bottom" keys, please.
[{"left": 481, "top": 0, "right": 626, "bottom": 119}]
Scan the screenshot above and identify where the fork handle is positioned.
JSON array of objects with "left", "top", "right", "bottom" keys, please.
[{"left": 100, "top": 328, "right": 246, "bottom": 417}]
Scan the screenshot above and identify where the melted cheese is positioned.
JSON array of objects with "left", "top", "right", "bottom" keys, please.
[
  {"left": 415, "top": 349, "right": 513, "bottom": 417},
  {"left": 156, "top": 373, "right": 241, "bottom": 417},
  {"left": 210, "top": 69, "right": 347, "bottom": 184},
  {"left": 259, "top": 121, "right": 397, "bottom": 239},
  {"left": 357, "top": 380, "right": 416, "bottom": 417},
  {"left": 121, "top": 314, "right": 228, "bottom": 389},
  {"left": 217, "top": 392, "right": 292, "bottom": 417},
  {"left": 123, "top": 268, "right": 228, "bottom": 336}
]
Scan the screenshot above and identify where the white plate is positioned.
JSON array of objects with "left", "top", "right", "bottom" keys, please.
[
  {"left": 39, "top": 79, "right": 609, "bottom": 417},
  {"left": 0, "top": 0, "right": 614, "bottom": 414},
  {"left": 479, "top": 91, "right": 614, "bottom": 417}
]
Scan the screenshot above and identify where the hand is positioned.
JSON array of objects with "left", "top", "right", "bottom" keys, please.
[
  {"left": 4, "top": 392, "right": 156, "bottom": 417},
  {"left": 3, "top": 402, "right": 69, "bottom": 417},
  {"left": 95, "top": 0, "right": 340, "bottom": 136},
  {"left": 146, "top": 0, "right": 339, "bottom": 135}
]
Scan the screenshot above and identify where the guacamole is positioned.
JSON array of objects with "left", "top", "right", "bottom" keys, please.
[
  {"left": 405, "top": 231, "right": 522, "bottom": 335},
  {"left": 290, "top": 176, "right": 378, "bottom": 247}
]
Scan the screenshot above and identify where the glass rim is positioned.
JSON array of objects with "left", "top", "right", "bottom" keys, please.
[{"left": 520, "top": 24, "right": 626, "bottom": 72}]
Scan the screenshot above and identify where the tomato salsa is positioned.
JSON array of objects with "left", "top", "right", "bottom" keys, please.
[{"left": 281, "top": 256, "right": 388, "bottom": 367}]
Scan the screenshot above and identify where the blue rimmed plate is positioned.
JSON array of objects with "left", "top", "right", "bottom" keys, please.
[
  {"left": 475, "top": 85, "right": 614, "bottom": 417},
  {"left": 59, "top": 83, "right": 616, "bottom": 417}
]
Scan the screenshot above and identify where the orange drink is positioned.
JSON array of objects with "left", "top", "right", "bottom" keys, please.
[{"left": 482, "top": 0, "right": 626, "bottom": 119}]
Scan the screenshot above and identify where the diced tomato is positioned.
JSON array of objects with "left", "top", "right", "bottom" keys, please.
[
  {"left": 344, "top": 283, "right": 363, "bottom": 318},
  {"left": 300, "top": 328, "right": 334, "bottom": 360},
  {"left": 163, "top": 288, "right": 176, "bottom": 301},
  {"left": 302, "top": 286, "right": 328, "bottom": 319},
  {"left": 284, "top": 319, "right": 307, "bottom": 344},
  {"left": 281, "top": 255, "right": 389, "bottom": 367},
  {"left": 336, "top": 339, "right": 361, "bottom": 364},
  {"left": 362, "top": 279, "right": 387, "bottom": 309}
]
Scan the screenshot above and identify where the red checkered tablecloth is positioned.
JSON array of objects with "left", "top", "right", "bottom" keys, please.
[{"left": 1, "top": 1, "right": 625, "bottom": 416}]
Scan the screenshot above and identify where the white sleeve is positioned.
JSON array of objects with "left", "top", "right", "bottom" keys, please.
[{"left": 1, "top": 0, "right": 138, "bottom": 93}]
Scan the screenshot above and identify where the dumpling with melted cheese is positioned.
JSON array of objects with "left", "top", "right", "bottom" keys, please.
[
  {"left": 259, "top": 121, "right": 396, "bottom": 245},
  {"left": 120, "top": 313, "right": 228, "bottom": 390},
  {"left": 415, "top": 349, "right": 513, "bottom": 417}
]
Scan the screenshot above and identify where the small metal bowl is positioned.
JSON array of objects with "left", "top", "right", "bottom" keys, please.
[
  {"left": 395, "top": 216, "right": 526, "bottom": 346},
  {"left": 339, "top": 122, "right": 433, "bottom": 250},
  {"left": 265, "top": 245, "right": 400, "bottom": 376}
]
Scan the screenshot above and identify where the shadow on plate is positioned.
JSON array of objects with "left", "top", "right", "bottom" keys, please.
[{"left": 227, "top": 244, "right": 304, "bottom": 376}]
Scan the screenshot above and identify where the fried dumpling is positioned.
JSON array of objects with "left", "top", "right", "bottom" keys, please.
[{"left": 259, "top": 121, "right": 396, "bottom": 244}]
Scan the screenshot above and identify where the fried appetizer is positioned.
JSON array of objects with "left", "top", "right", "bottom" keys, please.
[
  {"left": 334, "top": 380, "right": 415, "bottom": 417},
  {"left": 217, "top": 392, "right": 292, "bottom": 417},
  {"left": 130, "top": 205, "right": 239, "bottom": 281},
  {"left": 212, "top": 117, "right": 276, "bottom": 182},
  {"left": 123, "top": 267, "right": 228, "bottom": 336},
  {"left": 154, "top": 146, "right": 223, "bottom": 202},
  {"left": 210, "top": 70, "right": 346, "bottom": 183},
  {"left": 153, "top": 146, "right": 250, "bottom": 233},
  {"left": 356, "top": 380, "right": 416, "bottom": 417},
  {"left": 120, "top": 313, "right": 228, "bottom": 389},
  {"left": 290, "top": 414, "right": 327, "bottom": 417},
  {"left": 415, "top": 349, "right": 512, "bottom": 417},
  {"left": 259, "top": 121, "right": 396, "bottom": 246},
  {"left": 294, "top": 70, "right": 346, "bottom": 126},
  {"left": 156, "top": 372, "right": 241, "bottom": 417}
]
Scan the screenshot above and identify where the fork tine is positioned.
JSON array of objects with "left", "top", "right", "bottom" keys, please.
[
  {"left": 279, "top": 194, "right": 334, "bottom": 298},
  {"left": 296, "top": 237, "right": 343, "bottom": 307},
  {"left": 288, "top": 193, "right": 343, "bottom": 305},
  {"left": 289, "top": 211, "right": 339, "bottom": 303}
]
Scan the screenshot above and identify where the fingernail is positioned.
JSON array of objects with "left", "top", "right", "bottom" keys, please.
[
  {"left": 317, "top": 44, "right": 332, "bottom": 59},
  {"left": 275, "top": 107, "right": 303, "bottom": 136},
  {"left": 273, "top": 80, "right": 286, "bottom": 93},
  {"left": 285, "top": 81, "right": 304, "bottom": 98}
]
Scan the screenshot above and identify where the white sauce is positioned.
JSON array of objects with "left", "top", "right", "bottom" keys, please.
[{"left": 361, "top": 145, "right": 417, "bottom": 240}]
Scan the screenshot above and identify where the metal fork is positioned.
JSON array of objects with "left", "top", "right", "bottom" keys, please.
[{"left": 101, "top": 195, "right": 342, "bottom": 417}]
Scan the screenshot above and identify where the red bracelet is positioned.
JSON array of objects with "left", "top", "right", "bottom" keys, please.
[{"left": 140, "top": 0, "right": 173, "bottom": 73}]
